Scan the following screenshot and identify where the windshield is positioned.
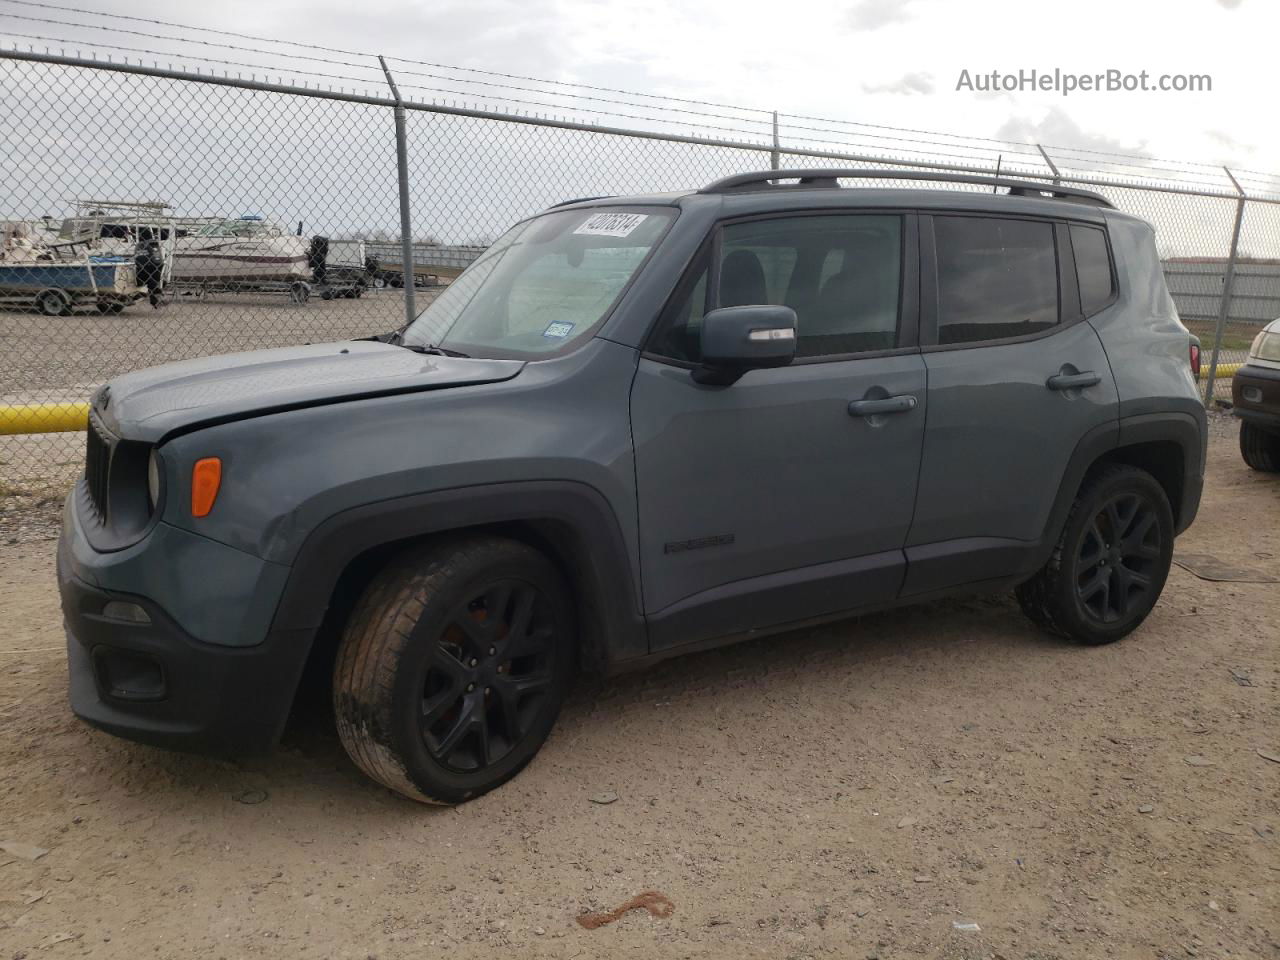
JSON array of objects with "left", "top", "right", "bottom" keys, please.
[
  {"left": 195, "top": 219, "right": 278, "bottom": 238},
  {"left": 402, "top": 207, "right": 675, "bottom": 358}
]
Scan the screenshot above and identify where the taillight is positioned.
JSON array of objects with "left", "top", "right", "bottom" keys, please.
[
  {"left": 1189, "top": 342, "right": 1201, "bottom": 379},
  {"left": 191, "top": 457, "right": 222, "bottom": 518}
]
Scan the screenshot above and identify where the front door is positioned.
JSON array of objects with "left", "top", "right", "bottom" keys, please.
[{"left": 630, "top": 211, "right": 927, "bottom": 649}]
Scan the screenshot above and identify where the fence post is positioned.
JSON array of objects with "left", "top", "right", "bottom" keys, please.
[
  {"left": 379, "top": 55, "right": 416, "bottom": 328},
  {"left": 1036, "top": 144, "right": 1061, "bottom": 186},
  {"left": 1204, "top": 167, "right": 1246, "bottom": 405},
  {"left": 770, "top": 112, "right": 780, "bottom": 171}
]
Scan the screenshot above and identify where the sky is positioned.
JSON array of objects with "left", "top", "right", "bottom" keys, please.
[{"left": 1, "top": 0, "right": 1277, "bottom": 248}]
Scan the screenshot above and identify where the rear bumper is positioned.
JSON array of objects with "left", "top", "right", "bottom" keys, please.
[{"left": 1232, "top": 364, "right": 1280, "bottom": 432}]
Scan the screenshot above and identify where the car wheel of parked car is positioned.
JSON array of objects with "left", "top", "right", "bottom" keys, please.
[
  {"left": 1239, "top": 421, "right": 1280, "bottom": 472},
  {"left": 1016, "top": 465, "right": 1174, "bottom": 645},
  {"left": 333, "top": 536, "right": 575, "bottom": 804}
]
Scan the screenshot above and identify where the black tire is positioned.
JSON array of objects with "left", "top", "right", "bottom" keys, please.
[
  {"left": 1239, "top": 421, "right": 1280, "bottom": 472},
  {"left": 333, "top": 536, "right": 575, "bottom": 804},
  {"left": 36, "top": 290, "right": 69, "bottom": 316},
  {"left": 1016, "top": 465, "right": 1174, "bottom": 645}
]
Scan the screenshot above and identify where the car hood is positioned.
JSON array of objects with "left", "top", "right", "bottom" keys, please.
[{"left": 94, "top": 340, "right": 525, "bottom": 442}]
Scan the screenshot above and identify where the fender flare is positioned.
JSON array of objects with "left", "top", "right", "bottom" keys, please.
[
  {"left": 1036, "top": 409, "right": 1205, "bottom": 573},
  {"left": 267, "top": 480, "right": 649, "bottom": 667},
  {"left": 1114, "top": 410, "right": 1206, "bottom": 535}
]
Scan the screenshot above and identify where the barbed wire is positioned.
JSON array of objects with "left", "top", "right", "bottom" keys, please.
[
  {"left": 0, "top": 0, "right": 1272, "bottom": 188},
  {"left": 0, "top": 33, "right": 781, "bottom": 141},
  {"left": 0, "top": 0, "right": 774, "bottom": 113},
  {"left": 0, "top": 34, "right": 1250, "bottom": 193}
]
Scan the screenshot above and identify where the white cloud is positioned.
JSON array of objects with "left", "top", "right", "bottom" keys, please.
[
  {"left": 862, "top": 72, "right": 935, "bottom": 95},
  {"left": 997, "top": 107, "right": 1146, "bottom": 158},
  {"left": 845, "top": 0, "right": 917, "bottom": 30}
]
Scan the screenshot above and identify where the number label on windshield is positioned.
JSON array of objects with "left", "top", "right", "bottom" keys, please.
[{"left": 573, "top": 212, "right": 648, "bottom": 238}]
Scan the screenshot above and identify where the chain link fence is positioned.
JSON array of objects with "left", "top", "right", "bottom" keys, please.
[{"left": 2, "top": 49, "right": 1278, "bottom": 493}]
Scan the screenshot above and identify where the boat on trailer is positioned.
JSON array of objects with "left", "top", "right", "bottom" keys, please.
[
  {"left": 0, "top": 222, "right": 144, "bottom": 315},
  {"left": 169, "top": 215, "right": 311, "bottom": 284}
]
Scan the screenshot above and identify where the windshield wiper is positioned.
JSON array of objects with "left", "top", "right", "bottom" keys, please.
[
  {"left": 363, "top": 330, "right": 469, "bottom": 357},
  {"left": 396, "top": 341, "right": 471, "bottom": 358}
]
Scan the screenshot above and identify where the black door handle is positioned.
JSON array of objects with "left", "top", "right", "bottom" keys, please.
[
  {"left": 848, "top": 395, "right": 918, "bottom": 417},
  {"left": 1046, "top": 371, "right": 1101, "bottom": 391}
]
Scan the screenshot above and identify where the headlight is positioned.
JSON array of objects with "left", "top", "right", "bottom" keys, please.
[
  {"left": 1251, "top": 329, "right": 1280, "bottom": 363},
  {"left": 147, "top": 449, "right": 162, "bottom": 511}
]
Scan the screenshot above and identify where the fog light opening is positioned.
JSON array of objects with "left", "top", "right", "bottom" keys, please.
[
  {"left": 101, "top": 600, "right": 152, "bottom": 624},
  {"left": 92, "top": 647, "right": 166, "bottom": 702}
]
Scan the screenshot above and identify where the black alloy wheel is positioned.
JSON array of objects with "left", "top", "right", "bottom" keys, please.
[
  {"left": 419, "top": 579, "right": 558, "bottom": 772},
  {"left": 1074, "top": 492, "right": 1162, "bottom": 625}
]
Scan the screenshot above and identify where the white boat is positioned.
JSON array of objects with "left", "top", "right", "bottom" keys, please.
[{"left": 169, "top": 215, "right": 311, "bottom": 284}]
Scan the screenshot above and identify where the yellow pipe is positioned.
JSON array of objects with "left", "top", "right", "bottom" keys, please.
[
  {"left": 0, "top": 402, "right": 90, "bottom": 435},
  {"left": 1205, "top": 362, "right": 1242, "bottom": 379}
]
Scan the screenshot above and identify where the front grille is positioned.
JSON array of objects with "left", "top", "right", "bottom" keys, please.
[{"left": 84, "top": 409, "right": 115, "bottom": 521}]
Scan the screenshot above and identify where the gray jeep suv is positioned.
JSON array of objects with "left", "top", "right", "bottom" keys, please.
[{"left": 58, "top": 170, "right": 1206, "bottom": 803}]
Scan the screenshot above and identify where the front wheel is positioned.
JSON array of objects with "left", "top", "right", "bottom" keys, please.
[
  {"left": 1240, "top": 421, "right": 1280, "bottom": 472},
  {"left": 333, "top": 536, "right": 575, "bottom": 804},
  {"left": 1016, "top": 465, "right": 1174, "bottom": 645}
]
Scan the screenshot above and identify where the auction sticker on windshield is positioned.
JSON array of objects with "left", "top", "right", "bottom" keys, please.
[
  {"left": 573, "top": 212, "right": 648, "bottom": 238},
  {"left": 543, "top": 321, "right": 575, "bottom": 339}
]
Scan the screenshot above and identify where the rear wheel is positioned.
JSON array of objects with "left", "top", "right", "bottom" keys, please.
[
  {"left": 1016, "top": 465, "right": 1174, "bottom": 645},
  {"left": 1240, "top": 421, "right": 1280, "bottom": 472},
  {"left": 333, "top": 536, "right": 574, "bottom": 804}
]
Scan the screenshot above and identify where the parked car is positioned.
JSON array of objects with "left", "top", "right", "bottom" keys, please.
[
  {"left": 1232, "top": 317, "right": 1280, "bottom": 471},
  {"left": 58, "top": 169, "right": 1205, "bottom": 804}
]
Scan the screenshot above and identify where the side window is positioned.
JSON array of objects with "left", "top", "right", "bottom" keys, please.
[
  {"left": 934, "top": 216, "right": 1059, "bottom": 345},
  {"left": 1070, "top": 224, "right": 1115, "bottom": 316},
  {"left": 649, "top": 214, "right": 902, "bottom": 361}
]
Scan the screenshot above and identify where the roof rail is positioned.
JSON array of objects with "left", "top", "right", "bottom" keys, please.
[{"left": 699, "top": 169, "right": 1114, "bottom": 208}]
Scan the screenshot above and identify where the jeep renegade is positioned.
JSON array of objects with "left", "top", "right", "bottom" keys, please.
[{"left": 58, "top": 170, "right": 1206, "bottom": 803}]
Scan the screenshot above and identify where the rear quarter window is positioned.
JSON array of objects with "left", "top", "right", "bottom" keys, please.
[{"left": 1070, "top": 224, "right": 1116, "bottom": 316}]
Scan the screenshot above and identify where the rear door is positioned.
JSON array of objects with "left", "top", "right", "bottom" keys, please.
[
  {"left": 630, "top": 211, "right": 927, "bottom": 649},
  {"left": 902, "top": 212, "right": 1119, "bottom": 595}
]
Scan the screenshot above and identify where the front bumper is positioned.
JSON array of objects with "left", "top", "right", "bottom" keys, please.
[
  {"left": 58, "top": 499, "right": 312, "bottom": 756},
  {"left": 1232, "top": 363, "right": 1280, "bottom": 431}
]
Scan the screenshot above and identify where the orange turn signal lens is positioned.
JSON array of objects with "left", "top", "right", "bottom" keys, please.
[{"left": 190, "top": 457, "right": 222, "bottom": 518}]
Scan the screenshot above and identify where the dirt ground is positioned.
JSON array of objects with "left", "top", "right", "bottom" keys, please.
[{"left": 1, "top": 416, "right": 1277, "bottom": 960}]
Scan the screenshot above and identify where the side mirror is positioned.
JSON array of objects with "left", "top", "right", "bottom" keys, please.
[{"left": 693, "top": 305, "right": 798, "bottom": 385}]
